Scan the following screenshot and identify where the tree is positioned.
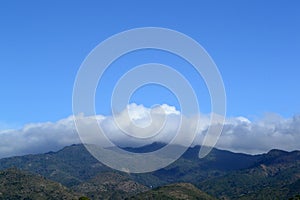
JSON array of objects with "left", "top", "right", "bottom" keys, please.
[{"left": 79, "top": 197, "right": 90, "bottom": 200}]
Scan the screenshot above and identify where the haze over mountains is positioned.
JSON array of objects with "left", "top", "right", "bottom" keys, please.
[{"left": 0, "top": 143, "right": 299, "bottom": 199}]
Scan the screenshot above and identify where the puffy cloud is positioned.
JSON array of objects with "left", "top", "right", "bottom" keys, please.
[
  {"left": 0, "top": 116, "right": 80, "bottom": 158},
  {"left": 0, "top": 104, "right": 300, "bottom": 158},
  {"left": 217, "top": 114, "right": 300, "bottom": 154}
]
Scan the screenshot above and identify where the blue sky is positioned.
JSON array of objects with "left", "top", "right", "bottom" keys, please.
[{"left": 0, "top": 0, "right": 300, "bottom": 128}]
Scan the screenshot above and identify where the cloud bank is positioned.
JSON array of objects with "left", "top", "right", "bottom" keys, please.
[{"left": 0, "top": 103, "right": 300, "bottom": 158}]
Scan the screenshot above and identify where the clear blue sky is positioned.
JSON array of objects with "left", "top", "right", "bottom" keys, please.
[{"left": 0, "top": 0, "right": 299, "bottom": 128}]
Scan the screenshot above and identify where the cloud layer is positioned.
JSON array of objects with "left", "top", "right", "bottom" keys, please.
[{"left": 0, "top": 103, "right": 300, "bottom": 158}]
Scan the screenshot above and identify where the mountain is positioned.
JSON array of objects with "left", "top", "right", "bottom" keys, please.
[
  {"left": 121, "top": 142, "right": 167, "bottom": 153},
  {"left": 0, "top": 143, "right": 299, "bottom": 199},
  {"left": 0, "top": 144, "right": 111, "bottom": 187},
  {"left": 0, "top": 144, "right": 261, "bottom": 188},
  {"left": 0, "top": 168, "right": 80, "bottom": 200},
  {"left": 130, "top": 145, "right": 261, "bottom": 187},
  {"left": 128, "top": 183, "right": 216, "bottom": 200},
  {"left": 198, "top": 149, "right": 300, "bottom": 199},
  {"left": 73, "top": 172, "right": 148, "bottom": 200}
]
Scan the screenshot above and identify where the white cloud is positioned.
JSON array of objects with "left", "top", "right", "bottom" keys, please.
[
  {"left": 217, "top": 114, "right": 300, "bottom": 154},
  {"left": 0, "top": 104, "right": 300, "bottom": 158}
]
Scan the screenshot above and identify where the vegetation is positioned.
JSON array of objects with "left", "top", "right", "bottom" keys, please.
[
  {"left": 198, "top": 149, "right": 300, "bottom": 199},
  {"left": 0, "top": 144, "right": 299, "bottom": 199},
  {"left": 78, "top": 197, "right": 90, "bottom": 200},
  {"left": 0, "top": 168, "right": 79, "bottom": 199},
  {"left": 289, "top": 194, "right": 300, "bottom": 200},
  {"left": 73, "top": 172, "right": 148, "bottom": 200},
  {"left": 128, "top": 183, "right": 216, "bottom": 200}
]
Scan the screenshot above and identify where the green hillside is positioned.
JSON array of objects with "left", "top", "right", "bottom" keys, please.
[
  {"left": 198, "top": 149, "right": 300, "bottom": 199},
  {"left": 128, "top": 183, "right": 216, "bottom": 200},
  {"left": 0, "top": 144, "right": 299, "bottom": 199},
  {"left": 0, "top": 168, "right": 80, "bottom": 200},
  {"left": 73, "top": 172, "right": 148, "bottom": 200}
]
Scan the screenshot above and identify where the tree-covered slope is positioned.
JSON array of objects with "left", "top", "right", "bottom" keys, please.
[
  {"left": 128, "top": 183, "right": 216, "bottom": 200},
  {"left": 0, "top": 168, "right": 80, "bottom": 200}
]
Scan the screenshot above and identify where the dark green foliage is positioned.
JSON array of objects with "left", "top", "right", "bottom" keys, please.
[
  {"left": 0, "top": 144, "right": 111, "bottom": 187},
  {"left": 130, "top": 145, "right": 262, "bottom": 187},
  {"left": 78, "top": 197, "right": 90, "bottom": 200},
  {"left": 0, "top": 144, "right": 299, "bottom": 199},
  {"left": 0, "top": 144, "right": 261, "bottom": 188},
  {"left": 0, "top": 168, "right": 79, "bottom": 199},
  {"left": 72, "top": 172, "right": 148, "bottom": 200},
  {"left": 289, "top": 194, "right": 300, "bottom": 200},
  {"left": 198, "top": 149, "right": 300, "bottom": 199},
  {"left": 128, "top": 183, "right": 216, "bottom": 200}
]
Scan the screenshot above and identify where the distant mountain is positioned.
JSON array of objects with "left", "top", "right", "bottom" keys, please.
[
  {"left": 0, "top": 144, "right": 262, "bottom": 188},
  {"left": 0, "top": 143, "right": 299, "bottom": 199},
  {"left": 198, "top": 149, "right": 300, "bottom": 199},
  {"left": 130, "top": 145, "right": 261, "bottom": 187},
  {"left": 128, "top": 183, "right": 216, "bottom": 200},
  {"left": 0, "top": 168, "right": 80, "bottom": 200},
  {"left": 121, "top": 142, "right": 167, "bottom": 153},
  {"left": 0, "top": 144, "right": 111, "bottom": 187}
]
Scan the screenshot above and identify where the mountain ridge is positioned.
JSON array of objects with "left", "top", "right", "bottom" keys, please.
[{"left": 0, "top": 143, "right": 299, "bottom": 199}]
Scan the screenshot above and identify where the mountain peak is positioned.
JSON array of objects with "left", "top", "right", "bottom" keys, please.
[{"left": 267, "top": 149, "right": 288, "bottom": 156}]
